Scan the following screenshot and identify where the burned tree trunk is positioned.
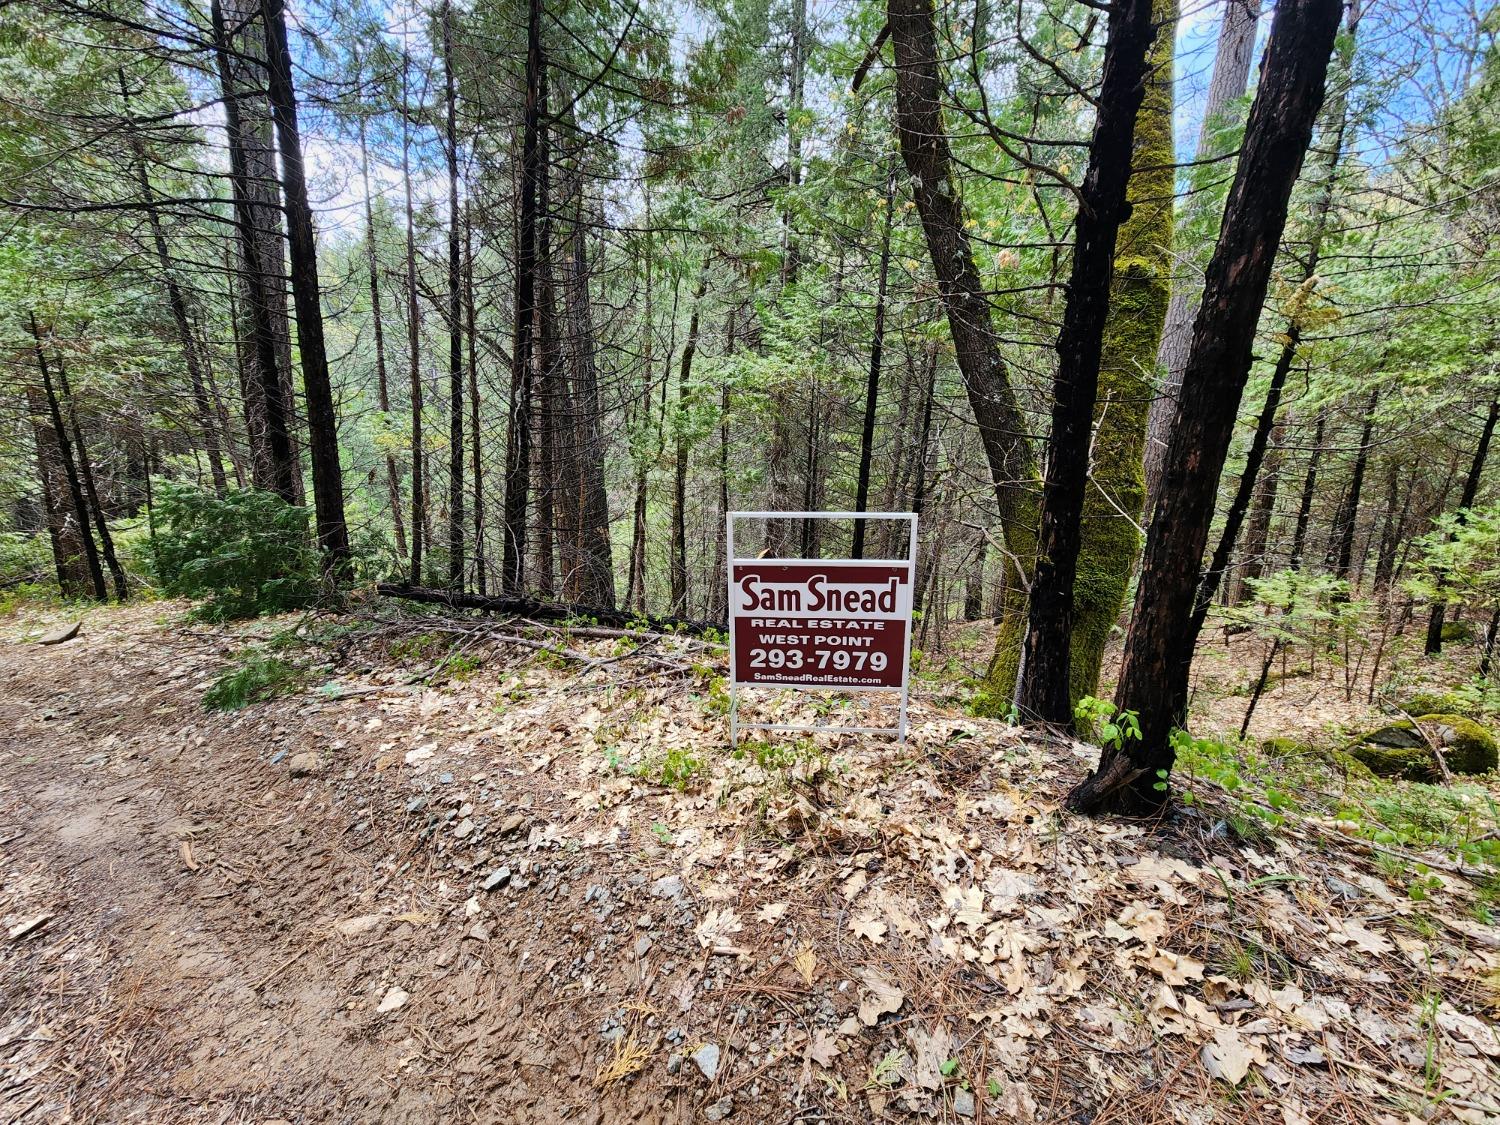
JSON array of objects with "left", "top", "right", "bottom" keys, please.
[
  {"left": 1072, "top": 0, "right": 1343, "bottom": 815},
  {"left": 1014, "top": 0, "right": 1159, "bottom": 725}
]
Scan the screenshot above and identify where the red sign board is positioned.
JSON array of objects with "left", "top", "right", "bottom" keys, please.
[{"left": 728, "top": 561, "right": 913, "bottom": 689}]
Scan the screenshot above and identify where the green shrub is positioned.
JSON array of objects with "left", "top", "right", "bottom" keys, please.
[
  {"left": 0, "top": 531, "right": 52, "bottom": 587},
  {"left": 203, "top": 652, "right": 310, "bottom": 710},
  {"left": 151, "top": 484, "right": 320, "bottom": 621}
]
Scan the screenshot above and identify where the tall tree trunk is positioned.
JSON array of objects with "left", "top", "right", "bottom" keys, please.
[
  {"left": 1233, "top": 416, "right": 1284, "bottom": 601},
  {"left": 465, "top": 207, "right": 485, "bottom": 594},
  {"left": 1289, "top": 408, "right": 1327, "bottom": 571},
  {"left": 532, "top": 78, "right": 557, "bottom": 601},
  {"left": 1015, "top": 0, "right": 1160, "bottom": 724},
  {"left": 402, "top": 50, "right": 425, "bottom": 584},
  {"left": 502, "top": 0, "right": 542, "bottom": 595},
  {"left": 121, "top": 72, "right": 227, "bottom": 497},
  {"left": 1192, "top": 327, "right": 1299, "bottom": 629},
  {"left": 888, "top": 0, "right": 1036, "bottom": 545},
  {"left": 358, "top": 110, "right": 407, "bottom": 560},
  {"left": 1070, "top": 0, "right": 1343, "bottom": 815},
  {"left": 26, "top": 384, "right": 92, "bottom": 598},
  {"left": 852, "top": 170, "right": 895, "bottom": 560},
  {"left": 562, "top": 186, "right": 615, "bottom": 607},
  {"left": 56, "top": 357, "right": 128, "bottom": 599},
  {"left": 1371, "top": 460, "right": 1407, "bottom": 592},
  {"left": 443, "top": 0, "right": 465, "bottom": 590},
  {"left": 29, "top": 316, "right": 105, "bottom": 600},
  {"left": 670, "top": 265, "right": 710, "bottom": 614},
  {"left": 211, "top": 0, "right": 300, "bottom": 504},
  {"left": 260, "top": 0, "right": 349, "bottom": 572},
  {"left": 1425, "top": 395, "right": 1500, "bottom": 653},
  {"left": 1145, "top": 0, "right": 1259, "bottom": 504},
  {"left": 888, "top": 0, "right": 1041, "bottom": 711},
  {"left": 1332, "top": 386, "right": 1381, "bottom": 590}
]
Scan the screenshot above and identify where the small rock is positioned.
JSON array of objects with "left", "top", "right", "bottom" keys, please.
[
  {"left": 481, "top": 867, "right": 512, "bottom": 892},
  {"left": 454, "top": 818, "right": 475, "bottom": 839},
  {"left": 498, "top": 813, "right": 526, "bottom": 836},
  {"left": 666, "top": 1053, "right": 683, "bottom": 1076},
  {"left": 704, "top": 1095, "right": 733, "bottom": 1121},
  {"left": 376, "top": 987, "right": 409, "bottom": 1013},
  {"left": 269, "top": 750, "right": 288, "bottom": 765},
  {"left": 437, "top": 772, "right": 454, "bottom": 784},
  {"left": 953, "top": 1089, "right": 975, "bottom": 1118},
  {"left": 651, "top": 875, "right": 685, "bottom": 901},
  {"left": 334, "top": 914, "right": 384, "bottom": 937},
  {"left": 692, "top": 1043, "right": 720, "bottom": 1081},
  {"left": 634, "top": 936, "right": 653, "bottom": 958},
  {"left": 38, "top": 621, "right": 81, "bottom": 645},
  {"left": 287, "top": 752, "right": 321, "bottom": 778},
  {"left": 406, "top": 796, "right": 427, "bottom": 813}
]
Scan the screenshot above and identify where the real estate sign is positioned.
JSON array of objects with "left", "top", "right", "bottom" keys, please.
[{"left": 726, "top": 512, "right": 917, "bottom": 743}]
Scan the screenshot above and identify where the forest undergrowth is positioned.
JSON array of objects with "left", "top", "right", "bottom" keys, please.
[{"left": 2, "top": 595, "right": 1498, "bottom": 1123}]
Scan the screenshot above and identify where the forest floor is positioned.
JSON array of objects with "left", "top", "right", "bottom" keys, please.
[{"left": 2, "top": 598, "right": 1499, "bottom": 1124}]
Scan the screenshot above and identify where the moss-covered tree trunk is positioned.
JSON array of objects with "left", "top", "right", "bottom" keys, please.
[{"left": 982, "top": 0, "right": 1175, "bottom": 709}]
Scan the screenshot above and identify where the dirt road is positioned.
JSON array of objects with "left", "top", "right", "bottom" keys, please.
[{"left": 0, "top": 607, "right": 658, "bottom": 1124}]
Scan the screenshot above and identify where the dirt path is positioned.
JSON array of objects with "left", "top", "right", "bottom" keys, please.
[
  {"left": 6, "top": 605, "right": 1499, "bottom": 1125},
  {"left": 0, "top": 607, "right": 640, "bottom": 1124}
]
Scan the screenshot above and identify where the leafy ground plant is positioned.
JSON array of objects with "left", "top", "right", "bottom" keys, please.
[{"left": 203, "top": 651, "right": 311, "bottom": 711}]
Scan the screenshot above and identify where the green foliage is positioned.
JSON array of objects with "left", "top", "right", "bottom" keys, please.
[
  {"left": 1073, "top": 695, "right": 1140, "bottom": 750},
  {"left": 0, "top": 532, "right": 51, "bottom": 586},
  {"left": 203, "top": 651, "right": 310, "bottom": 711},
  {"left": 658, "top": 745, "right": 703, "bottom": 790},
  {"left": 151, "top": 484, "right": 320, "bottom": 621}
]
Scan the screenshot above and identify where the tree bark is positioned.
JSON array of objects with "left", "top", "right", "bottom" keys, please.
[
  {"left": 1015, "top": 0, "right": 1159, "bottom": 725},
  {"left": 357, "top": 110, "right": 407, "bottom": 560},
  {"left": 443, "top": 0, "right": 464, "bottom": 590},
  {"left": 502, "top": 0, "right": 543, "bottom": 595},
  {"left": 670, "top": 265, "right": 709, "bottom": 615},
  {"left": 1071, "top": 0, "right": 1343, "bottom": 815},
  {"left": 1425, "top": 395, "right": 1500, "bottom": 653},
  {"left": 25, "top": 383, "right": 92, "bottom": 599},
  {"left": 853, "top": 170, "right": 895, "bottom": 560},
  {"left": 55, "top": 358, "right": 128, "bottom": 599},
  {"left": 29, "top": 315, "right": 106, "bottom": 600},
  {"left": 888, "top": 0, "right": 1038, "bottom": 575},
  {"left": 562, "top": 188, "right": 615, "bottom": 608},
  {"left": 1145, "top": 0, "right": 1259, "bottom": 504},
  {"left": 211, "top": 0, "right": 300, "bottom": 505},
  {"left": 260, "top": 0, "right": 350, "bottom": 573},
  {"left": 120, "top": 71, "right": 228, "bottom": 497},
  {"left": 401, "top": 48, "right": 425, "bottom": 584}
]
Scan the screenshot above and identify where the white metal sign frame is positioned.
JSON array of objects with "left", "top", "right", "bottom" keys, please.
[{"left": 726, "top": 510, "right": 919, "bottom": 746}]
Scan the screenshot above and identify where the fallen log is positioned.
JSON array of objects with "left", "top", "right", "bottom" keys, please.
[{"left": 375, "top": 583, "right": 725, "bottom": 637}]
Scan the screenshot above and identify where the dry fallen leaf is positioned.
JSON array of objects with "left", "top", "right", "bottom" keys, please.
[
  {"left": 178, "top": 839, "right": 199, "bottom": 872},
  {"left": 793, "top": 945, "right": 818, "bottom": 986},
  {"left": 7, "top": 913, "right": 52, "bottom": 941},
  {"left": 1201, "top": 1027, "right": 1255, "bottom": 1085},
  {"left": 857, "top": 968, "right": 906, "bottom": 1026},
  {"left": 694, "top": 907, "right": 743, "bottom": 950},
  {"left": 757, "top": 902, "right": 789, "bottom": 924},
  {"left": 1144, "top": 949, "right": 1205, "bottom": 986},
  {"left": 806, "top": 1029, "right": 842, "bottom": 1067},
  {"left": 849, "top": 915, "right": 888, "bottom": 944},
  {"left": 908, "top": 1023, "right": 955, "bottom": 1090}
]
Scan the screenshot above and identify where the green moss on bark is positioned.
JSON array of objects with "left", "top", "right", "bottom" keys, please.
[{"left": 975, "top": 0, "right": 1175, "bottom": 712}]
